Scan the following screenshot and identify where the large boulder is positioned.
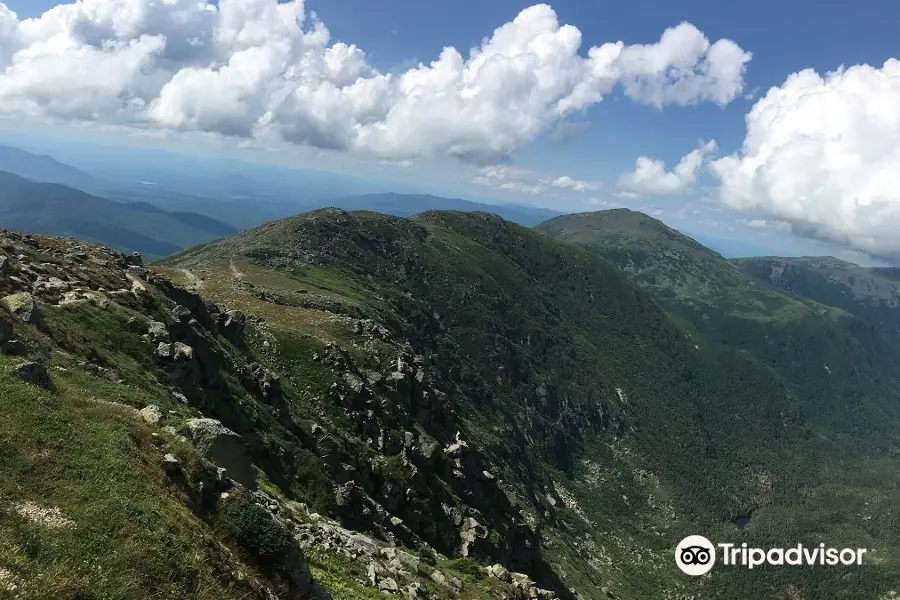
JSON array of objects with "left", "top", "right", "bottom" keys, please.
[
  {"left": 183, "top": 418, "right": 257, "bottom": 489},
  {"left": 147, "top": 321, "right": 169, "bottom": 343},
  {"left": 1, "top": 293, "right": 41, "bottom": 324},
  {"left": 12, "top": 362, "right": 52, "bottom": 389}
]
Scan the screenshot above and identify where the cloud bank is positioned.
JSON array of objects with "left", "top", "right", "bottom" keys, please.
[
  {"left": 711, "top": 60, "right": 900, "bottom": 261},
  {"left": 0, "top": 1, "right": 750, "bottom": 164}
]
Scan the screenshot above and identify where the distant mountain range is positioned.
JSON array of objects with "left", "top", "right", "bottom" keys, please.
[
  {"left": 0, "top": 144, "right": 102, "bottom": 190},
  {"left": 0, "top": 142, "right": 562, "bottom": 249},
  {"left": 0, "top": 170, "right": 236, "bottom": 259}
]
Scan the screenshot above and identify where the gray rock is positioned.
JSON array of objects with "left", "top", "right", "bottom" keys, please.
[
  {"left": 1, "top": 293, "right": 41, "bottom": 324},
  {"left": 405, "top": 582, "right": 425, "bottom": 599},
  {"left": 173, "top": 342, "right": 193, "bottom": 361},
  {"left": 222, "top": 309, "right": 246, "bottom": 333},
  {"left": 460, "top": 517, "right": 488, "bottom": 557},
  {"left": 139, "top": 405, "right": 163, "bottom": 425},
  {"left": 343, "top": 372, "right": 364, "bottom": 394},
  {"left": 0, "top": 255, "right": 8, "bottom": 274},
  {"left": 89, "top": 294, "right": 110, "bottom": 310},
  {"left": 172, "top": 304, "right": 192, "bottom": 323},
  {"left": 378, "top": 577, "right": 399, "bottom": 592},
  {"left": 184, "top": 418, "right": 256, "bottom": 489},
  {"left": 33, "top": 277, "right": 69, "bottom": 295},
  {"left": 147, "top": 321, "right": 169, "bottom": 343},
  {"left": 156, "top": 342, "right": 193, "bottom": 361},
  {"left": 156, "top": 342, "right": 173, "bottom": 359},
  {"left": 486, "top": 563, "right": 511, "bottom": 582},
  {"left": 12, "top": 362, "right": 52, "bottom": 389}
]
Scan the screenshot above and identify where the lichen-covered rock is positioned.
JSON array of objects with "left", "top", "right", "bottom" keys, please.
[
  {"left": 147, "top": 321, "right": 169, "bottom": 343},
  {"left": 2, "top": 292, "right": 41, "bottom": 324},
  {"left": 139, "top": 405, "right": 163, "bottom": 426},
  {"left": 487, "top": 563, "right": 511, "bottom": 582}
]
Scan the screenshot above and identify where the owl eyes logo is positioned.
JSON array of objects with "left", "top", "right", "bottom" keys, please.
[
  {"left": 680, "top": 546, "right": 712, "bottom": 565},
  {"left": 675, "top": 535, "right": 716, "bottom": 576}
]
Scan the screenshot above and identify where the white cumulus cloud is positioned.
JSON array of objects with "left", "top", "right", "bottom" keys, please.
[
  {"left": 617, "top": 140, "right": 717, "bottom": 196},
  {"left": 0, "top": 1, "right": 751, "bottom": 164},
  {"left": 543, "top": 175, "right": 600, "bottom": 192},
  {"left": 711, "top": 60, "right": 900, "bottom": 261}
]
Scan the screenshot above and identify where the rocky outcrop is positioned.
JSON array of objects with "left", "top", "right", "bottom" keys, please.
[
  {"left": 183, "top": 418, "right": 257, "bottom": 490},
  {"left": 308, "top": 338, "right": 542, "bottom": 574},
  {"left": 147, "top": 321, "right": 169, "bottom": 343}
]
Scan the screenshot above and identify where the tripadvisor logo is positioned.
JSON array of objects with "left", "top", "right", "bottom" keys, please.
[{"left": 675, "top": 535, "right": 867, "bottom": 575}]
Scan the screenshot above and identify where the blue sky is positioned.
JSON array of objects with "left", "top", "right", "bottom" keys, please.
[{"left": 2, "top": 0, "right": 899, "bottom": 263}]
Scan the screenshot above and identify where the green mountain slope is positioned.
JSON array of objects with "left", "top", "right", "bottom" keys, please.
[
  {"left": 5, "top": 209, "right": 900, "bottom": 599},
  {"left": 159, "top": 208, "right": 898, "bottom": 598},
  {"left": 537, "top": 210, "right": 900, "bottom": 453},
  {"left": 0, "top": 171, "right": 236, "bottom": 259},
  {"left": 735, "top": 256, "right": 900, "bottom": 346}
]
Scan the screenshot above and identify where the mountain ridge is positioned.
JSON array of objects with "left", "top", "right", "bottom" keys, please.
[
  {"left": 536, "top": 209, "right": 900, "bottom": 453},
  {"left": 0, "top": 170, "right": 237, "bottom": 259},
  {"left": 735, "top": 255, "right": 900, "bottom": 346}
]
